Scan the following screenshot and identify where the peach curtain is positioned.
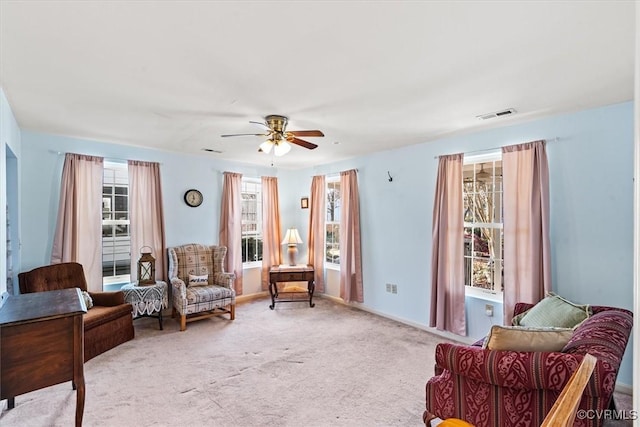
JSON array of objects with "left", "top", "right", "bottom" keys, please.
[
  {"left": 219, "top": 172, "right": 243, "bottom": 295},
  {"left": 502, "top": 140, "right": 551, "bottom": 324},
  {"left": 261, "top": 176, "right": 282, "bottom": 290},
  {"left": 429, "top": 153, "right": 466, "bottom": 336},
  {"left": 51, "top": 153, "right": 104, "bottom": 292},
  {"left": 128, "top": 160, "right": 166, "bottom": 283},
  {"left": 307, "top": 175, "right": 326, "bottom": 293},
  {"left": 339, "top": 170, "right": 363, "bottom": 303}
]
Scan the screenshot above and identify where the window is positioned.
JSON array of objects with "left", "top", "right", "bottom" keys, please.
[
  {"left": 463, "top": 154, "right": 503, "bottom": 294},
  {"left": 325, "top": 176, "right": 340, "bottom": 265},
  {"left": 241, "top": 178, "right": 263, "bottom": 264},
  {"left": 102, "top": 162, "right": 131, "bottom": 285}
]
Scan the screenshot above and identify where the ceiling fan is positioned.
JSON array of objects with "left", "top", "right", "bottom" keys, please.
[{"left": 221, "top": 114, "right": 324, "bottom": 156}]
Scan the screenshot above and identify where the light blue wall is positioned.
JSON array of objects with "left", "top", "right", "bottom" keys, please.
[
  {"left": 18, "top": 101, "right": 634, "bottom": 387},
  {"left": 19, "top": 131, "right": 276, "bottom": 271},
  {"left": 1, "top": 88, "right": 22, "bottom": 298},
  {"left": 279, "top": 101, "right": 634, "bottom": 387}
]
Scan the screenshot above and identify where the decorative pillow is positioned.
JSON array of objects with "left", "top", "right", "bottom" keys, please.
[
  {"left": 483, "top": 325, "right": 574, "bottom": 352},
  {"left": 512, "top": 293, "right": 590, "bottom": 329},
  {"left": 188, "top": 274, "right": 209, "bottom": 287},
  {"left": 81, "top": 290, "right": 93, "bottom": 309}
]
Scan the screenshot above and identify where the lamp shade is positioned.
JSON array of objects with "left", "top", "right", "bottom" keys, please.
[
  {"left": 273, "top": 140, "right": 291, "bottom": 157},
  {"left": 281, "top": 227, "right": 303, "bottom": 245},
  {"left": 259, "top": 139, "right": 274, "bottom": 154}
]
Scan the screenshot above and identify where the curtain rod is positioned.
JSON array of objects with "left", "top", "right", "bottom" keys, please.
[
  {"left": 49, "top": 150, "right": 161, "bottom": 165},
  {"left": 433, "top": 137, "right": 559, "bottom": 160},
  {"left": 312, "top": 168, "right": 358, "bottom": 177}
]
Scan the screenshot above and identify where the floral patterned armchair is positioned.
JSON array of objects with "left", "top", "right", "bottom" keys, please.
[
  {"left": 167, "top": 243, "right": 236, "bottom": 331},
  {"left": 424, "top": 303, "right": 633, "bottom": 427}
]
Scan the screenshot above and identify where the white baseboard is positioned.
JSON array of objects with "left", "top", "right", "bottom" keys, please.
[
  {"left": 236, "top": 291, "right": 269, "bottom": 304},
  {"left": 615, "top": 382, "right": 632, "bottom": 395},
  {"left": 240, "top": 292, "right": 633, "bottom": 393},
  {"left": 318, "top": 294, "right": 476, "bottom": 345}
]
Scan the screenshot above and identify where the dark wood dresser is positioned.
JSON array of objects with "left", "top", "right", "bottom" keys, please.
[{"left": 0, "top": 288, "right": 87, "bottom": 426}]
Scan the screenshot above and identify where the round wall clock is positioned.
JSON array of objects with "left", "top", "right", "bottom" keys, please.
[{"left": 184, "top": 189, "right": 203, "bottom": 207}]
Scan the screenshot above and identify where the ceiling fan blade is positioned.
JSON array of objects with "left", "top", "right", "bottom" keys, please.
[
  {"left": 287, "top": 136, "right": 318, "bottom": 150},
  {"left": 221, "top": 133, "right": 269, "bottom": 138},
  {"left": 249, "top": 120, "right": 271, "bottom": 129},
  {"left": 287, "top": 130, "right": 324, "bottom": 137}
]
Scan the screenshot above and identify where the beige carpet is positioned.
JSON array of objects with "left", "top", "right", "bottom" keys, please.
[{"left": 0, "top": 297, "right": 632, "bottom": 426}]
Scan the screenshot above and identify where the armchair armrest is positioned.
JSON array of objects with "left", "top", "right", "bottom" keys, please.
[
  {"left": 89, "top": 291, "right": 125, "bottom": 306},
  {"left": 213, "top": 272, "right": 235, "bottom": 289},
  {"left": 170, "top": 277, "right": 187, "bottom": 298},
  {"left": 434, "top": 343, "right": 614, "bottom": 396}
]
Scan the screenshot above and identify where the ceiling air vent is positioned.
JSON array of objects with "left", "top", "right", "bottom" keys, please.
[
  {"left": 202, "top": 148, "right": 223, "bottom": 154},
  {"left": 476, "top": 108, "right": 517, "bottom": 121}
]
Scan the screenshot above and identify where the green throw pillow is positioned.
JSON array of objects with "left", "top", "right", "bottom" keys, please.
[{"left": 512, "top": 293, "right": 590, "bottom": 329}]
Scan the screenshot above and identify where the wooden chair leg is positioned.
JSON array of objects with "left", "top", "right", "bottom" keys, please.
[
  {"left": 180, "top": 314, "right": 187, "bottom": 331},
  {"left": 230, "top": 304, "right": 235, "bottom": 320}
]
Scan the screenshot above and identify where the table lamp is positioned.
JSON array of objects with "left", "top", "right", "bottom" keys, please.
[{"left": 282, "top": 227, "right": 303, "bottom": 266}]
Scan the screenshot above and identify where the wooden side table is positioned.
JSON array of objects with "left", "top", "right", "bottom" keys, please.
[
  {"left": 268, "top": 265, "right": 315, "bottom": 309},
  {"left": 0, "top": 288, "right": 86, "bottom": 427},
  {"left": 122, "top": 280, "right": 168, "bottom": 330}
]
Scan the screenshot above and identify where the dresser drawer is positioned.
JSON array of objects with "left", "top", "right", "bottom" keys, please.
[{"left": 272, "top": 272, "right": 311, "bottom": 282}]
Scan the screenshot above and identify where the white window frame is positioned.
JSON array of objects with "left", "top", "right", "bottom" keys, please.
[
  {"left": 102, "top": 161, "right": 131, "bottom": 287},
  {"left": 241, "top": 177, "right": 263, "bottom": 267},
  {"left": 463, "top": 152, "right": 503, "bottom": 300},
  {"left": 325, "top": 175, "right": 340, "bottom": 268}
]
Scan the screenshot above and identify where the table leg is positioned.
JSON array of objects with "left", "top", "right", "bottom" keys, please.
[
  {"left": 308, "top": 280, "right": 316, "bottom": 307},
  {"left": 75, "top": 380, "right": 85, "bottom": 427},
  {"left": 73, "top": 316, "right": 85, "bottom": 427},
  {"left": 7, "top": 397, "right": 14, "bottom": 409},
  {"left": 269, "top": 281, "right": 276, "bottom": 310},
  {"left": 158, "top": 310, "right": 163, "bottom": 330}
]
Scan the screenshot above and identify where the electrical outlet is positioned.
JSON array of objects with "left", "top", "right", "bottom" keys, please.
[
  {"left": 391, "top": 284, "right": 398, "bottom": 294},
  {"left": 485, "top": 304, "right": 494, "bottom": 317}
]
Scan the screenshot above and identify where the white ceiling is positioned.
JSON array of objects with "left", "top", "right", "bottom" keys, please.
[{"left": 0, "top": 1, "right": 635, "bottom": 169}]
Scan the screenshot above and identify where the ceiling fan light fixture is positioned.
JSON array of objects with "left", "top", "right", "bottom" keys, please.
[
  {"left": 475, "top": 163, "right": 491, "bottom": 181},
  {"left": 222, "top": 114, "right": 323, "bottom": 156},
  {"left": 259, "top": 139, "right": 274, "bottom": 154},
  {"left": 273, "top": 140, "right": 291, "bottom": 157}
]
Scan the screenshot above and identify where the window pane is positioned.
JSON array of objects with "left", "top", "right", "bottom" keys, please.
[
  {"left": 103, "top": 225, "right": 114, "bottom": 238},
  {"left": 102, "top": 163, "right": 131, "bottom": 285},
  {"left": 463, "top": 157, "right": 503, "bottom": 294},
  {"left": 327, "top": 182, "right": 341, "bottom": 222},
  {"left": 241, "top": 179, "right": 263, "bottom": 263},
  {"left": 241, "top": 236, "right": 263, "bottom": 263},
  {"left": 325, "top": 224, "right": 340, "bottom": 263},
  {"left": 114, "top": 194, "right": 128, "bottom": 212},
  {"left": 115, "top": 224, "right": 129, "bottom": 237},
  {"left": 472, "top": 257, "right": 493, "bottom": 290}
]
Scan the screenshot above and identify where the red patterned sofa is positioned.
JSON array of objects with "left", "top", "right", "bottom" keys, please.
[{"left": 424, "top": 303, "right": 633, "bottom": 427}]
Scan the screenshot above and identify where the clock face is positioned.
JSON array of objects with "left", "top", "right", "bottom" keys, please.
[{"left": 184, "top": 189, "right": 203, "bottom": 207}]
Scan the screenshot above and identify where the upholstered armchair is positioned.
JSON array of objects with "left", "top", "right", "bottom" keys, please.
[
  {"left": 18, "top": 262, "right": 135, "bottom": 362},
  {"left": 167, "top": 243, "right": 236, "bottom": 331},
  {"left": 424, "top": 303, "right": 633, "bottom": 427}
]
